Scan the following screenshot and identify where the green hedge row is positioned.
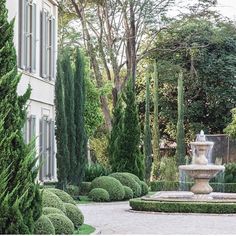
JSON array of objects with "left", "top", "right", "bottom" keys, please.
[
  {"left": 129, "top": 199, "right": 236, "bottom": 214},
  {"left": 150, "top": 181, "right": 236, "bottom": 193}
]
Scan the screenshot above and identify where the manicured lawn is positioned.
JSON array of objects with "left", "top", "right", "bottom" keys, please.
[{"left": 74, "top": 224, "right": 95, "bottom": 235}]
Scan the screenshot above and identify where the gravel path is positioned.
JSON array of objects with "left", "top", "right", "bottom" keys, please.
[{"left": 79, "top": 201, "right": 236, "bottom": 234}]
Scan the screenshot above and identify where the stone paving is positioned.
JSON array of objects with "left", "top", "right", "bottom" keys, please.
[{"left": 79, "top": 201, "right": 236, "bottom": 234}]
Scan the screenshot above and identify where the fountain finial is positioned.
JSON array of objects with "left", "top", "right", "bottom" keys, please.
[{"left": 198, "top": 130, "right": 206, "bottom": 142}]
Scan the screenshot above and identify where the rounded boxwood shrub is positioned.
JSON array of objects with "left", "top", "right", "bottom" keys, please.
[
  {"left": 42, "top": 190, "right": 66, "bottom": 213},
  {"left": 47, "top": 213, "right": 74, "bottom": 234},
  {"left": 34, "top": 215, "right": 55, "bottom": 235},
  {"left": 91, "top": 176, "right": 125, "bottom": 201},
  {"left": 123, "top": 186, "right": 133, "bottom": 200},
  {"left": 125, "top": 172, "right": 142, "bottom": 185},
  {"left": 47, "top": 188, "right": 76, "bottom": 205},
  {"left": 64, "top": 203, "right": 84, "bottom": 229},
  {"left": 109, "top": 172, "right": 142, "bottom": 197},
  {"left": 140, "top": 181, "right": 149, "bottom": 195},
  {"left": 43, "top": 207, "right": 65, "bottom": 216},
  {"left": 88, "top": 188, "right": 110, "bottom": 202}
]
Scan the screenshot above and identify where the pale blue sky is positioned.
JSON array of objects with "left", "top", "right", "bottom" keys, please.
[{"left": 217, "top": 0, "right": 236, "bottom": 19}]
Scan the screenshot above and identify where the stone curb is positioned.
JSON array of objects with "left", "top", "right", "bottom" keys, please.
[{"left": 127, "top": 209, "right": 236, "bottom": 216}]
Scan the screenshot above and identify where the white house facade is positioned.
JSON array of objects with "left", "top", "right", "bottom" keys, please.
[{"left": 6, "top": 0, "right": 58, "bottom": 182}]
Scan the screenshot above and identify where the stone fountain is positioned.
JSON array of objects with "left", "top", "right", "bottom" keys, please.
[
  {"left": 179, "top": 130, "right": 225, "bottom": 194},
  {"left": 130, "top": 130, "right": 236, "bottom": 213},
  {"left": 139, "top": 130, "right": 236, "bottom": 203}
]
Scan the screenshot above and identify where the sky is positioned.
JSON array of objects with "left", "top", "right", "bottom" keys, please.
[
  {"left": 168, "top": 0, "right": 236, "bottom": 20},
  {"left": 217, "top": 0, "right": 236, "bottom": 19}
]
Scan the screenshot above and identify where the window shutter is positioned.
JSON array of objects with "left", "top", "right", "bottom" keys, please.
[
  {"left": 39, "top": 119, "right": 44, "bottom": 181},
  {"left": 31, "top": 3, "right": 37, "bottom": 73},
  {"left": 43, "top": 118, "right": 48, "bottom": 179},
  {"left": 49, "top": 120, "right": 55, "bottom": 179},
  {"left": 22, "top": 120, "right": 28, "bottom": 143},
  {"left": 41, "top": 9, "right": 47, "bottom": 78},
  {"left": 50, "top": 17, "right": 56, "bottom": 80},
  {"left": 26, "top": 2, "right": 31, "bottom": 71},
  {"left": 29, "top": 115, "right": 36, "bottom": 141},
  {"left": 19, "top": 0, "right": 28, "bottom": 69}
]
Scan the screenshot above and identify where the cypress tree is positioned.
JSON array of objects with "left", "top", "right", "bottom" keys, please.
[
  {"left": 151, "top": 61, "right": 161, "bottom": 180},
  {"left": 61, "top": 51, "right": 76, "bottom": 184},
  {"left": 55, "top": 54, "right": 69, "bottom": 190},
  {"left": 0, "top": 1, "right": 41, "bottom": 233},
  {"left": 144, "top": 76, "right": 152, "bottom": 182},
  {"left": 176, "top": 70, "right": 186, "bottom": 165},
  {"left": 117, "top": 79, "right": 144, "bottom": 179},
  {"left": 74, "top": 49, "right": 87, "bottom": 185},
  {"left": 108, "top": 96, "right": 124, "bottom": 171}
]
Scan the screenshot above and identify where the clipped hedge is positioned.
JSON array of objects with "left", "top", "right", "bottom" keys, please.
[
  {"left": 34, "top": 215, "right": 55, "bottom": 235},
  {"left": 109, "top": 172, "right": 141, "bottom": 197},
  {"left": 140, "top": 181, "right": 149, "bottom": 195},
  {"left": 47, "top": 213, "right": 74, "bottom": 235},
  {"left": 80, "top": 182, "right": 92, "bottom": 195},
  {"left": 91, "top": 176, "right": 125, "bottom": 201},
  {"left": 130, "top": 198, "right": 236, "bottom": 214},
  {"left": 123, "top": 186, "right": 134, "bottom": 200},
  {"left": 150, "top": 181, "right": 236, "bottom": 193},
  {"left": 43, "top": 207, "right": 65, "bottom": 216},
  {"left": 64, "top": 203, "right": 84, "bottom": 229},
  {"left": 88, "top": 188, "right": 110, "bottom": 202},
  {"left": 47, "top": 188, "right": 76, "bottom": 205},
  {"left": 42, "top": 190, "right": 66, "bottom": 213}
]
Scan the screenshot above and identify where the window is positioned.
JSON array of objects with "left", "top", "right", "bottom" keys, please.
[
  {"left": 39, "top": 117, "right": 55, "bottom": 181},
  {"left": 41, "top": 9, "right": 56, "bottom": 80},
  {"left": 19, "top": 0, "right": 36, "bottom": 73}
]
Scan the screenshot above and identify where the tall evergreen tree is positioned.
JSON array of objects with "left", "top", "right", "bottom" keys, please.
[
  {"left": 176, "top": 70, "right": 186, "bottom": 165},
  {"left": 61, "top": 51, "right": 76, "bottom": 183},
  {"left": 55, "top": 55, "right": 69, "bottom": 190},
  {"left": 108, "top": 96, "right": 124, "bottom": 171},
  {"left": 144, "top": 76, "right": 152, "bottom": 182},
  {"left": 151, "top": 61, "right": 161, "bottom": 180},
  {"left": 74, "top": 49, "right": 87, "bottom": 185},
  {"left": 0, "top": 1, "right": 41, "bottom": 233},
  {"left": 117, "top": 79, "right": 144, "bottom": 179}
]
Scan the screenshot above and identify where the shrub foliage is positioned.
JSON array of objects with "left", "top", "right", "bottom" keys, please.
[
  {"left": 91, "top": 176, "right": 125, "bottom": 201},
  {"left": 34, "top": 215, "right": 55, "bottom": 235},
  {"left": 47, "top": 213, "right": 74, "bottom": 235},
  {"left": 88, "top": 188, "right": 110, "bottom": 202},
  {"left": 64, "top": 203, "right": 84, "bottom": 229}
]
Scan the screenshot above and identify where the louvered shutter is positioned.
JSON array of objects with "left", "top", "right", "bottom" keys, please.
[
  {"left": 19, "top": 0, "right": 28, "bottom": 69},
  {"left": 25, "top": 2, "right": 31, "bottom": 70},
  {"left": 49, "top": 120, "right": 55, "bottom": 179},
  {"left": 41, "top": 10, "right": 47, "bottom": 78},
  {"left": 31, "top": 3, "right": 37, "bottom": 73},
  {"left": 50, "top": 17, "right": 56, "bottom": 80},
  {"left": 39, "top": 119, "right": 43, "bottom": 181},
  {"left": 29, "top": 115, "right": 36, "bottom": 141}
]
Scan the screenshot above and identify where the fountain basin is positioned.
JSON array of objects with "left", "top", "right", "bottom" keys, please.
[{"left": 179, "top": 165, "right": 225, "bottom": 194}]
